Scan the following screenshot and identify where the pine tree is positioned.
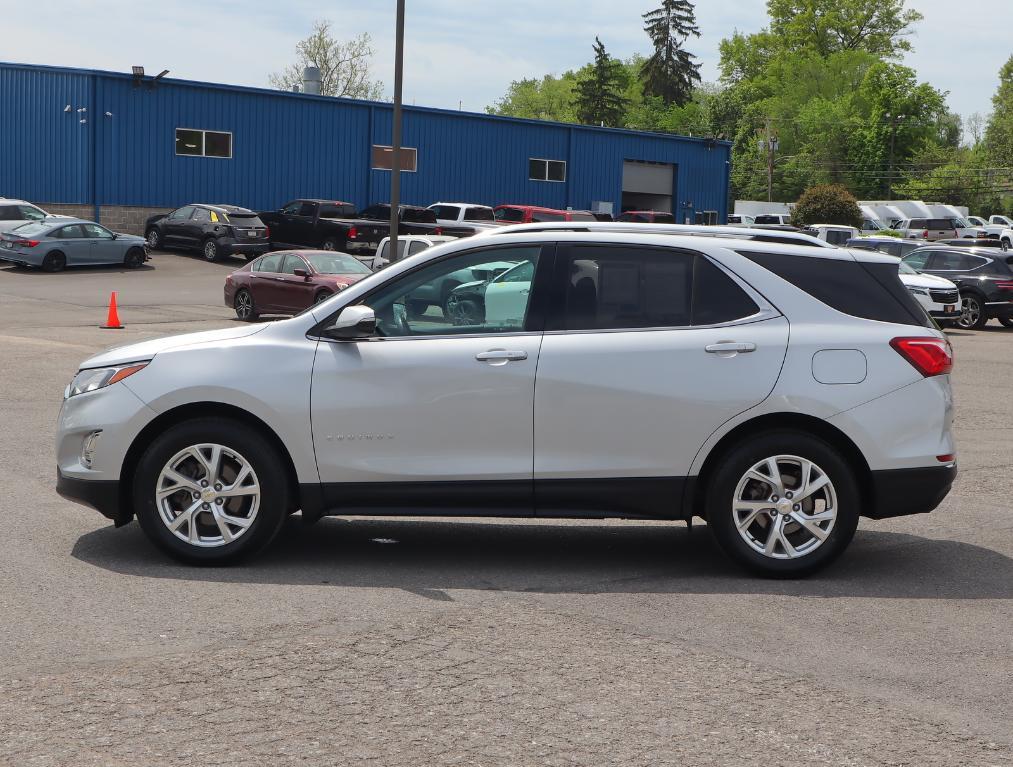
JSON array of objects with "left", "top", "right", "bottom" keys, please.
[
  {"left": 575, "top": 37, "right": 629, "bottom": 127},
  {"left": 640, "top": 0, "right": 702, "bottom": 107}
]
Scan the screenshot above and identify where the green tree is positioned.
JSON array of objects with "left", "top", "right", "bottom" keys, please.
[
  {"left": 575, "top": 38, "right": 629, "bottom": 127},
  {"left": 767, "top": 0, "right": 923, "bottom": 58},
  {"left": 984, "top": 55, "right": 1013, "bottom": 168},
  {"left": 486, "top": 72, "right": 580, "bottom": 122},
  {"left": 640, "top": 0, "right": 702, "bottom": 106},
  {"left": 268, "top": 21, "right": 383, "bottom": 99},
  {"left": 790, "top": 184, "right": 863, "bottom": 227}
]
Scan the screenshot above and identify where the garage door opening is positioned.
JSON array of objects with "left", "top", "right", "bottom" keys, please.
[{"left": 621, "top": 161, "right": 674, "bottom": 216}]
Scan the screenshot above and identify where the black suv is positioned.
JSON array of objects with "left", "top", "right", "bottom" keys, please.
[
  {"left": 145, "top": 204, "right": 270, "bottom": 262},
  {"left": 902, "top": 246, "right": 1013, "bottom": 329}
]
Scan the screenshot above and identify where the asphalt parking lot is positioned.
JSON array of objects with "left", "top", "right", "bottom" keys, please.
[{"left": 1, "top": 251, "right": 1011, "bottom": 766}]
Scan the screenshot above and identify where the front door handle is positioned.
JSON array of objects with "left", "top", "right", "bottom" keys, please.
[
  {"left": 705, "top": 341, "right": 757, "bottom": 354},
  {"left": 476, "top": 349, "right": 528, "bottom": 364}
]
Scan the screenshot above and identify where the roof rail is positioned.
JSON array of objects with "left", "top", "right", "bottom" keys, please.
[{"left": 480, "top": 221, "right": 834, "bottom": 248}]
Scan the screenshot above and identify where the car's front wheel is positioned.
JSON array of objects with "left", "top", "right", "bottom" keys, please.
[
  {"left": 234, "top": 288, "right": 258, "bottom": 321},
  {"left": 146, "top": 228, "right": 162, "bottom": 250},
  {"left": 133, "top": 418, "right": 288, "bottom": 564},
  {"left": 124, "top": 247, "right": 145, "bottom": 269},
  {"left": 705, "top": 431, "right": 859, "bottom": 577}
]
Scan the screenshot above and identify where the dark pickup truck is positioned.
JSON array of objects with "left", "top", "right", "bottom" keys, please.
[{"left": 259, "top": 200, "right": 471, "bottom": 254}]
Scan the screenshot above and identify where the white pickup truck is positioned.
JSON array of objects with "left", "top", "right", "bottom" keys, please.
[{"left": 983, "top": 215, "right": 1013, "bottom": 239}]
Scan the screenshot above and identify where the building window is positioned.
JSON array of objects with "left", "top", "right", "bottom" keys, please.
[
  {"left": 529, "top": 158, "right": 566, "bottom": 182},
  {"left": 175, "top": 128, "right": 232, "bottom": 159},
  {"left": 372, "top": 145, "right": 417, "bottom": 172}
]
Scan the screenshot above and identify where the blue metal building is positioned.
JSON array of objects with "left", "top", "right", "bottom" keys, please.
[{"left": 0, "top": 61, "right": 731, "bottom": 225}]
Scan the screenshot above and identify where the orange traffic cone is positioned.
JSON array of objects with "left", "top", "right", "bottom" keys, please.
[{"left": 101, "top": 291, "right": 124, "bottom": 329}]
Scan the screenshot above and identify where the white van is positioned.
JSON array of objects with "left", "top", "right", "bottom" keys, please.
[{"left": 805, "top": 224, "right": 860, "bottom": 246}]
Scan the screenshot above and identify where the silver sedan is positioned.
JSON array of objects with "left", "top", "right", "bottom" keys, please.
[{"left": 0, "top": 217, "right": 149, "bottom": 272}]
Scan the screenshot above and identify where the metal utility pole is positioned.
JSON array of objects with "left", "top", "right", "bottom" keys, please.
[
  {"left": 760, "top": 118, "right": 778, "bottom": 203},
  {"left": 886, "top": 112, "right": 905, "bottom": 200},
  {"left": 388, "top": 0, "right": 405, "bottom": 261}
]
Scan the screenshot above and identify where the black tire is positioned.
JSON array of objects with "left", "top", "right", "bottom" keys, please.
[
  {"left": 1001, "top": 239, "right": 1010, "bottom": 252},
  {"left": 958, "top": 293, "right": 988, "bottom": 330},
  {"left": 202, "top": 238, "right": 220, "bottom": 262},
  {"left": 42, "top": 251, "right": 66, "bottom": 273},
  {"left": 146, "top": 228, "right": 162, "bottom": 250},
  {"left": 705, "top": 431, "right": 860, "bottom": 577},
  {"left": 445, "top": 293, "right": 483, "bottom": 325},
  {"left": 234, "top": 288, "right": 258, "bottom": 321},
  {"left": 314, "top": 289, "right": 334, "bottom": 306},
  {"left": 998, "top": 316, "right": 1013, "bottom": 328},
  {"left": 243, "top": 253, "right": 258, "bottom": 262},
  {"left": 133, "top": 418, "right": 288, "bottom": 565},
  {"left": 124, "top": 247, "right": 145, "bottom": 269},
  {"left": 320, "top": 238, "right": 340, "bottom": 251}
]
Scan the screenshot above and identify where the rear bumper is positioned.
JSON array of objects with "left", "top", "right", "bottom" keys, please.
[
  {"left": 866, "top": 465, "right": 957, "bottom": 519},
  {"left": 56, "top": 468, "right": 122, "bottom": 523},
  {"left": 220, "top": 240, "right": 270, "bottom": 256}
]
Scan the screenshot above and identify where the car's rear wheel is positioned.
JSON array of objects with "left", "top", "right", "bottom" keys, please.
[
  {"left": 234, "top": 288, "right": 257, "bottom": 321},
  {"left": 42, "top": 251, "right": 66, "bottom": 273},
  {"left": 202, "top": 239, "right": 220, "bottom": 262},
  {"left": 958, "top": 293, "right": 988, "bottom": 329},
  {"left": 124, "top": 247, "right": 145, "bottom": 269},
  {"left": 705, "top": 432, "right": 859, "bottom": 577},
  {"left": 314, "top": 289, "right": 334, "bottom": 305},
  {"left": 146, "top": 228, "right": 162, "bottom": 250},
  {"left": 321, "top": 238, "right": 340, "bottom": 251},
  {"left": 1001, "top": 239, "right": 1010, "bottom": 252},
  {"left": 133, "top": 418, "right": 288, "bottom": 564}
]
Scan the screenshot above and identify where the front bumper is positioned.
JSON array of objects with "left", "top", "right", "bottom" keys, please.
[
  {"left": 866, "top": 464, "right": 957, "bottom": 519},
  {"left": 56, "top": 468, "right": 123, "bottom": 523}
]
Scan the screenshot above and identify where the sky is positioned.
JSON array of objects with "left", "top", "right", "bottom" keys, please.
[{"left": 1, "top": 0, "right": 1007, "bottom": 125}]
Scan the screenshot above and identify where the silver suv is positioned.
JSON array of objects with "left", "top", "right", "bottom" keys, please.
[{"left": 56, "top": 230, "right": 956, "bottom": 576}]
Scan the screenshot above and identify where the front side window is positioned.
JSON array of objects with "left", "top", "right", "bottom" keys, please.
[
  {"left": 83, "top": 224, "right": 114, "bottom": 239},
  {"left": 282, "top": 201, "right": 303, "bottom": 215},
  {"left": 363, "top": 246, "right": 542, "bottom": 338},
  {"left": 176, "top": 128, "right": 231, "bottom": 158},
  {"left": 903, "top": 250, "right": 930, "bottom": 271},
  {"left": 280, "top": 255, "right": 305, "bottom": 275},
  {"left": 528, "top": 158, "right": 566, "bottom": 182}
]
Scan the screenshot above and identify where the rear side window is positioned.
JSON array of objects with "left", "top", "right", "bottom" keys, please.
[
  {"left": 0, "top": 205, "right": 19, "bottom": 220},
  {"left": 740, "top": 250, "right": 932, "bottom": 328},
  {"left": 560, "top": 246, "right": 759, "bottom": 331},
  {"left": 256, "top": 254, "right": 283, "bottom": 273},
  {"left": 465, "top": 207, "right": 494, "bottom": 221},
  {"left": 192, "top": 208, "right": 211, "bottom": 223}
]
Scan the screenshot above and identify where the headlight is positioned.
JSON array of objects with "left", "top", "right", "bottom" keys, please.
[
  {"left": 906, "top": 287, "right": 929, "bottom": 296},
  {"left": 66, "top": 362, "right": 148, "bottom": 398}
]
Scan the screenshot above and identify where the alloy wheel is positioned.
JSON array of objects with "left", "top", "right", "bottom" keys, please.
[
  {"left": 147, "top": 230, "right": 160, "bottom": 248},
  {"left": 155, "top": 443, "right": 260, "bottom": 548},
  {"left": 235, "top": 290, "right": 253, "bottom": 320},
  {"left": 204, "top": 240, "right": 218, "bottom": 261},
  {"left": 731, "top": 454, "right": 838, "bottom": 560},
  {"left": 959, "top": 297, "right": 982, "bottom": 329}
]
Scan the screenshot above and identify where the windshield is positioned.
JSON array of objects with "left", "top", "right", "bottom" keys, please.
[{"left": 305, "top": 253, "right": 372, "bottom": 275}]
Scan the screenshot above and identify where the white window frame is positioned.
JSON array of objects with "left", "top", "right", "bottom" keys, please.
[
  {"left": 528, "top": 158, "right": 566, "bottom": 183},
  {"left": 175, "top": 128, "right": 233, "bottom": 159},
  {"left": 371, "top": 145, "right": 418, "bottom": 173}
]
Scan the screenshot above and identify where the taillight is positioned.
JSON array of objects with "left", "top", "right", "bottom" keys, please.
[
  {"left": 922, "top": 230, "right": 929, "bottom": 238},
  {"left": 434, "top": 226, "right": 443, "bottom": 235},
  {"left": 15, "top": 240, "right": 40, "bottom": 247},
  {"left": 264, "top": 225, "right": 270, "bottom": 238},
  {"left": 995, "top": 280, "right": 1013, "bottom": 291},
  {"left": 348, "top": 226, "right": 358, "bottom": 239},
  {"left": 890, "top": 337, "right": 953, "bottom": 377}
]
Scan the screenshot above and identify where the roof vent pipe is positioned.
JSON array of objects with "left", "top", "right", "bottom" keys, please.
[{"left": 302, "top": 66, "right": 321, "bottom": 96}]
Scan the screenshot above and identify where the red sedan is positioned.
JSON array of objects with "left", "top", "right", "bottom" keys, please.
[{"left": 224, "top": 250, "right": 372, "bottom": 321}]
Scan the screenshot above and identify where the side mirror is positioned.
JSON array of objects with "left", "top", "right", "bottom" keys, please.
[
  {"left": 293, "top": 268, "right": 309, "bottom": 278},
  {"left": 323, "top": 305, "right": 376, "bottom": 340}
]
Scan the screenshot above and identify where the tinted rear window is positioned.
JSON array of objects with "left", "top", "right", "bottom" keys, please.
[
  {"left": 319, "top": 204, "right": 356, "bottom": 218},
  {"left": 531, "top": 210, "right": 566, "bottom": 222},
  {"left": 929, "top": 218, "right": 955, "bottom": 229},
  {"left": 653, "top": 212, "right": 676, "bottom": 223},
  {"left": 402, "top": 208, "right": 436, "bottom": 223},
  {"left": 739, "top": 250, "right": 932, "bottom": 328},
  {"left": 495, "top": 207, "right": 525, "bottom": 222},
  {"left": 464, "top": 207, "right": 494, "bottom": 221},
  {"left": 754, "top": 215, "right": 783, "bottom": 224},
  {"left": 229, "top": 213, "right": 265, "bottom": 227}
]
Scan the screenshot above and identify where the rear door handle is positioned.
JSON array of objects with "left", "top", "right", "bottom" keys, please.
[
  {"left": 476, "top": 349, "right": 528, "bottom": 364},
  {"left": 705, "top": 341, "right": 757, "bottom": 354}
]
